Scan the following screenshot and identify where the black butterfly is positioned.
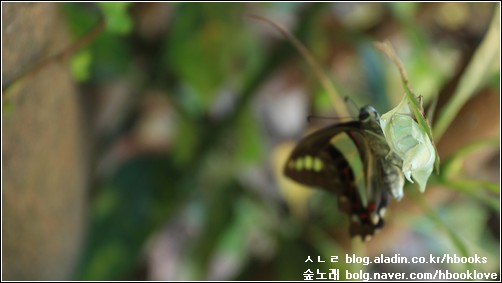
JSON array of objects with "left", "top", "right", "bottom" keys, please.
[{"left": 284, "top": 105, "right": 404, "bottom": 241}]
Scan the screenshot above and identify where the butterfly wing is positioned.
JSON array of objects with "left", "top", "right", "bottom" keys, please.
[
  {"left": 284, "top": 122, "right": 388, "bottom": 240},
  {"left": 342, "top": 130, "right": 389, "bottom": 239},
  {"left": 284, "top": 122, "right": 361, "bottom": 187}
]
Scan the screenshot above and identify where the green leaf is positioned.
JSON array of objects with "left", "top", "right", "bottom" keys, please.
[
  {"left": 437, "top": 137, "right": 500, "bottom": 212},
  {"left": 409, "top": 189, "right": 473, "bottom": 271},
  {"left": 440, "top": 178, "right": 499, "bottom": 213},
  {"left": 402, "top": 79, "right": 440, "bottom": 173},
  {"left": 235, "top": 111, "right": 263, "bottom": 163},
  {"left": 441, "top": 137, "right": 500, "bottom": 180},
  {"left": 97, "top": 3, "right": 133, "bottom": 35},
  {"left": 433, "top": 5, "right": 500, "bottom": 140},
  {"left": 70, "top": 50, "right": 92, "bottom": 82}
]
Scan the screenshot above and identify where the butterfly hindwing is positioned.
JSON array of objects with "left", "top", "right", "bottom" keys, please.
[{"left": 336, "top": 129, "right": 388, "bottom": 239}]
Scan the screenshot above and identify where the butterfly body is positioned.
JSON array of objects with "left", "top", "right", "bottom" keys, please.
[{"left": 284, "top": 106, "right": 404, "bottom": 240}]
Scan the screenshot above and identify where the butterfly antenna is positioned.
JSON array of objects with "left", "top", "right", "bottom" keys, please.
[
  {"left": 344, "top": 96, "right": 360, "bottom": 113},
  {"left": 307, "top": 115, "right": 355, "bottom": 123}
]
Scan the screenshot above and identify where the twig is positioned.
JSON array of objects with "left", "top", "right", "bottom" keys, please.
[
  {"left": 246, "top": 14, "right": 349, "bottom": 117},
  {"left": 373, "top": 41, "right": 415, "bottom": 96},
  {"left": 3, "top": 19, "right": 105, "bottom": 92}
]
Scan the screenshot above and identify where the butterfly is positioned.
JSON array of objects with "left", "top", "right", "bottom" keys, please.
[{"left": 284, "top": 105, "right": 404, "bottom": 241}]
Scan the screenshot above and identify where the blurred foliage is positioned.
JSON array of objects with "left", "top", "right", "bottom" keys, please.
[
  {"left": 63, "top": 3, "right": 133, "bottom": 81},
  {"left": 164, "top": 3, "right": 264, "bottom": 114},
  {"left": 70, "top": 49, "right": 92, "bottom": 82},
  {"left": 434, "top": 7, "right": 500, "bottom": 140},
  {"left": 58, "top": 2, "right": 500, "bottom": 280},
  {"left": 77, "top": 156, "right": 185, "bottom": 279},
  {"left": 97, "top": 2, "right": 133, "bottom": 35}
]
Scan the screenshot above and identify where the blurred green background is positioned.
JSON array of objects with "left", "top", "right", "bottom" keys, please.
[{"left": 2, "top": 2, "right": 500, "bottom": 281}]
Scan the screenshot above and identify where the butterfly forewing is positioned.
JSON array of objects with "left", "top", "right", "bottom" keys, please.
[{"left": 284, "top": 122, "right": 360, "bottom": 188}]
